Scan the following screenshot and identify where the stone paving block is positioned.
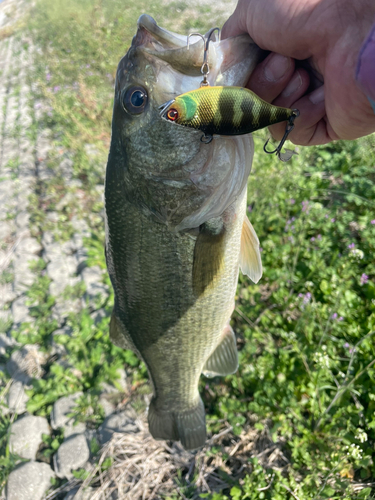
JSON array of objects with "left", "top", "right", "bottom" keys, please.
[
  {"left": 0, "top": 221, "right": 13, "bottom": 240},
  {"left": 50, "top": 392, "right": 86, "bottom": 438},
  {"left": 53, "top": 433, "right": 90, "bottom": 479},
  {"left": 7, "top": 380, "right": 29, "bottom": 414},
  {"left": 13, "top": 254, "right": 37, "bottom": 293},
  {"left": 15, "top": 210, "right": 30, "bottom": 229},
  {"left": 0, "top": 283, "right": 16, "bottom": 307},
  {"left": 10, "top": 295, "right": 32, "bottom": 324},
  {"left": 46, "top": 255, "right": 78, "bottom": 282},
  {"left": 6, "top": 461, "right": 55, "bottom": 500},
  {"left": 81, "top": 266, "right": 108, "bottom": 302},
  {"left": 9, "top": 414, "right": 50, "bottom": 460},
  {"left": 98, "top": 408, "right": 138, "bottom": 445},
  {"left": 14, "top": 237, "right": 42, "bottom": 257}
]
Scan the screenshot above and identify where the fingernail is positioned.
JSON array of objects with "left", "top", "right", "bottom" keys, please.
[
  {"left": 309, "top": 86, "right": 325, "bottom": 104},
  {"left": 281, "top": 71, "right": 302, "bottom": 97},
  {"left": 264, "top": 54, "right": 290, "bottom": 82}
]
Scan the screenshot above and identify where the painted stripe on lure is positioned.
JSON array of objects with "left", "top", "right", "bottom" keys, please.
[{"left": 160, "top": 86, "right": 298, "bottom": 137}]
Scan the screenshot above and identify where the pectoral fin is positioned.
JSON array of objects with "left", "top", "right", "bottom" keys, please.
[
  {"left": 192, "top": 219, "right": 225, "bottom": 296},
  {"left": 239, "top": 216, "right": 262, "bottom": 283},
  {"left": 203, "top": 324, "right": 238, "bottom": 377}
]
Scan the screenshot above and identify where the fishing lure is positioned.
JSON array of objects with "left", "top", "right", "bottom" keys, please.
[{"left": 159, "top": 28, "right": 299, "bottom": 161}]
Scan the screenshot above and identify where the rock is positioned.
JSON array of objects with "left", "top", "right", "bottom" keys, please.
[
  {"left": 7, "top": 380, "right": 29, "bottom": 414},
  {"left": 50, "top": 393, "right": 86, "bottom": 438},
  {"left": 46, "top": 255, "right": 77, "bottom": 282},
  {"left": 9, "top": 414, "right": 50, "bottom": 460},
  {"left": 98, "top": 408, "right": 138, "bottom": 445},
  {"left": 13, "top": 254, "right": 37, "bottom": 293},
  {"left": 6, "top": 344, "right": 45, "bottom": 381},
  {"left": 99, "top": 396, "right": 115, "bottom": 417},
  {"left": 63, "top": 486, "right": 97, "bottom": 500},
  {"left": 81, "top": 266, "right": 108, "bottom": 301},
  {"left": 0, "top": 221, "right": 13, "bottom": 240},
  {"left": 14, "top": 237, "right": 42, "bottom": 257},
  {"left": 0, "top": 283, "right": 16, "bottom": 308},
  {"left": 90, "top": 308, "right": 107, "bottom": 325},
  {"left": 6, "top": 461, "right": 55, "bottom": 500},
  {"left": 100, "top": 368, "right": 127, "bottom": 394},
  {"left": 0, "top": 333, "right": 17, "bottom": 356},
  {"left": 15, "top": 211, "right": 30, "bottom": 229},
  {"left": 50, "top": 325, "right": 73, "bottom": 356},
  {"left": 11, "top": 295, "right": 32, "bottom": 325},
  {"left": 53, "top": 433, "right": 90, "bottom": 479}
]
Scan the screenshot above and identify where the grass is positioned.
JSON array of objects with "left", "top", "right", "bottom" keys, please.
[{"left": 0, "top": 0, "right": 374, "bottom": 498}]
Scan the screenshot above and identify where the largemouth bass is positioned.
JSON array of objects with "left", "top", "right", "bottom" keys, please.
[{"left": 105, "top": 14, "right": 264, "bottom": 450}]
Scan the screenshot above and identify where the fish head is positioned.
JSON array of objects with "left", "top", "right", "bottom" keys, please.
[{"left": 109, "top": 15, "right": 265, "bottom": 228}]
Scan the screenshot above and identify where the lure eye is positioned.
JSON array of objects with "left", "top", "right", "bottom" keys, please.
[
  {"left": 166, "top": 109, "right": 179, "bottom": 121},
  {"left": 122, "top": 86, "right": 148, "bottom": 115}
]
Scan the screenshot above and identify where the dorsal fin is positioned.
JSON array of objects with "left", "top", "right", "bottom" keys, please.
[{"left": 239, "top": 216, "right": 262, "bottom": 283}]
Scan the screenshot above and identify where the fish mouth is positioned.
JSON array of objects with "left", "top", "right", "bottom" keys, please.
[{"left": 134, "top": 15, "right": 266, "bottom": 89}]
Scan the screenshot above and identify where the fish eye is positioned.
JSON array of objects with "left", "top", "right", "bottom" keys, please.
[
  {"left": 122, "top": 86, "right": 148, "bottom": 115},
  {"left": 166, "top": 109, "right": 179, "bottom": 121}
]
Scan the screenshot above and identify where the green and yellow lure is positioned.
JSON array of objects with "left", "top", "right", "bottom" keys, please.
[{"left": 160, "top": 86, "right": 298, "bottom": 138}]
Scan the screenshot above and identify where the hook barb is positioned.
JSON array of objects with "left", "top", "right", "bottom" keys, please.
[{"left": 263, "top": 109, "right": 299, "bottom": 160}]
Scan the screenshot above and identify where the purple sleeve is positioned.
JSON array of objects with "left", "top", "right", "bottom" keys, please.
[{"left": 356, "top": 21, "right": 375, "bottom": 113}]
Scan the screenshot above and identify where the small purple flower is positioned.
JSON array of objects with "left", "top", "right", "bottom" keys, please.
[
  {"left": 348, "top": 243, "right": 355, "bottom": 249},
  {"left": 46, "top": 73, "right": 51, "bottom": 81},
  {"left": 344, "top": 342, "right": 350, "bottom": 348},
  {"left": 311, "top": 237, "right": 315, "bottom": 242},
  {"left": 331, "top": 218, "right": 335, "bottom": 223},
  {"left": 325, "top": 214, "right": 329, "bottom": 219},
  {"left": 298, "top": 293, "right": 303, "bottom": 298},
  {"left": 302, "top": 201, "right": 309, "bottom": 212},
  {"left": 205, "top": 384, "right": 209, "bottom": 390},
  {"left": 303, "top": 292, "right": 312, "bottom": 305},
  {"left": 339, "top": 316, "right": 344, "bottom": 321},
  {"left": 259, "top": 247, "right": 263, "bottom": 253},
  {"left": 86, "top": 64, "right": 90, "bottom": 68},
  {"left": 247, "top": 205, "right": 252, "bottom": 213},
  {"left": 360, "top": 273, "right": 369, "bottom": 285},
  {"left": 53, "top": 86, "right": 61, "bottom": 93},
  {"left": 371, "top": 220, "right": 375, "bottom": 224},
  {"left": 331, "top": 313, "right": 338, "bottom": 320},
  {"left": 289, "top": 199, "right": 295, "bottom": 204},
  {"left": 87, "top": 71, "right": 93, "bottom": 76},
  {"left": 318, "top": 234, "right": 322, "bottom": 240},
  {"left": 35, "top": 102, "right": 42, "bottom": 109}
]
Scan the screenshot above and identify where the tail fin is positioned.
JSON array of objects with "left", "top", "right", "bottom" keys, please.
[{"left": 148, "top": 397, "right": 206, "bottom": 451}]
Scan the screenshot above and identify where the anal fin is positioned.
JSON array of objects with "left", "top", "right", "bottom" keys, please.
[
  {"left": 239, "top": 216, "right": 262, "bottom": 283},
  {"left": 203, "top": 324, "right": 238, "bottom": 377}
]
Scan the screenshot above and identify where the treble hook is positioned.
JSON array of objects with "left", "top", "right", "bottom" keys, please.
[
  {"left": 263, "top": 109, "right": 300, "bottom": 160},
  {"left": 187, "top": 27, "right": 220, "bottom": 86}
]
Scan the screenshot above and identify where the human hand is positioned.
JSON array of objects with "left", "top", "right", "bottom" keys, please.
[{"left": 222, "top": 0, "right": 375, "bottom": 145}]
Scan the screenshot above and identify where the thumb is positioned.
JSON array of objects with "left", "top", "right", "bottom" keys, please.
[{"left": 221, "top": 3, "right": 248, "bottom": 39}]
